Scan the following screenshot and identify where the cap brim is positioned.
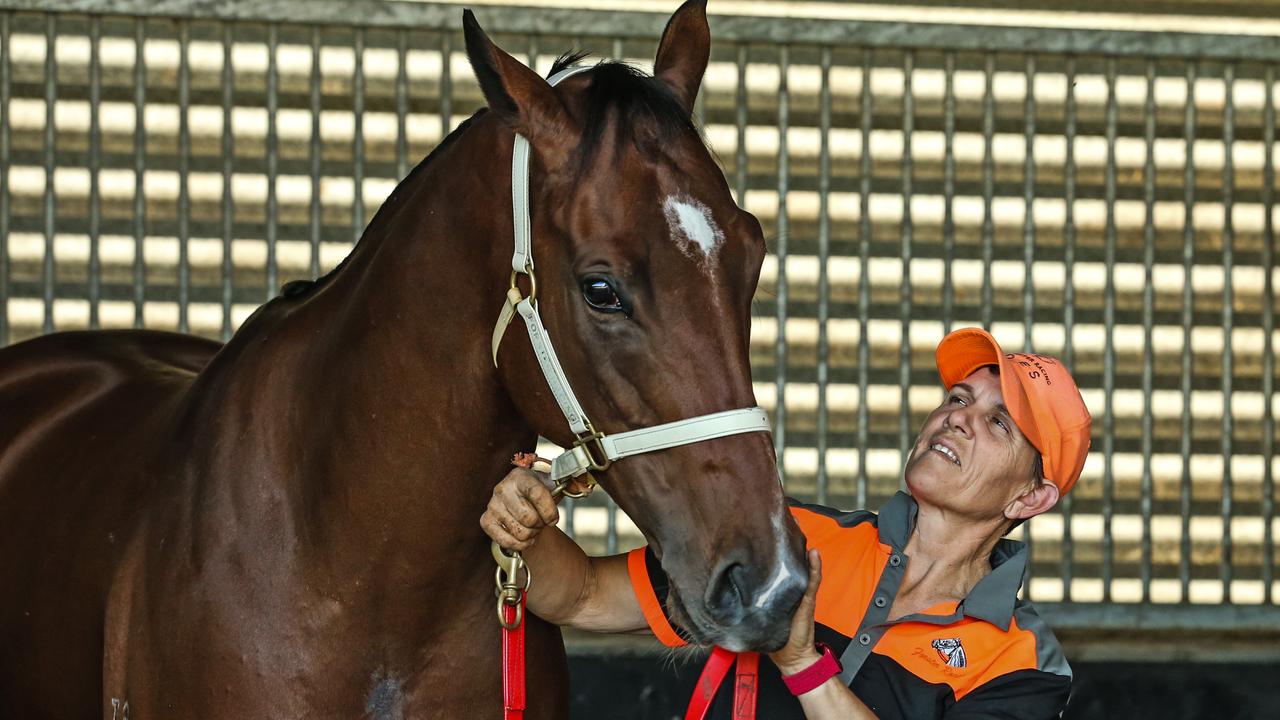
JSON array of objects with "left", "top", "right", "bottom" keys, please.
[{"left": 935, "top": 328, "right": 1042, "bottom": 454}]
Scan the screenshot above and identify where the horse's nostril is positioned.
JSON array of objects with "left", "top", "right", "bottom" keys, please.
[
  {"left": 727, "top": 564, "right": 751, "bottom": 606},
  {"left": 707, "top": 561, "right": 752, "bottom": 622}
]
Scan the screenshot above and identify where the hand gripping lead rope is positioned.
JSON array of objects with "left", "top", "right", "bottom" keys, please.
[{"left": 489, "top": 66, "right": 774, "bottom": 719}]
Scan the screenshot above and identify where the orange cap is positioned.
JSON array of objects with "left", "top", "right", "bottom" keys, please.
[{"left": 935, "top": 328, "right": 1092, "bottom": 496}]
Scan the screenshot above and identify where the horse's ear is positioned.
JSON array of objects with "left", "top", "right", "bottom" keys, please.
[
  {"left": 653, "top": 0, "right": 710, "bottom": 114},
  {"left": 463, "top": 10, "right": 574, "bottom": 142}
]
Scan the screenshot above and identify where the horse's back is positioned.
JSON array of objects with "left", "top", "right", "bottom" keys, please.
[
  {"left": 0, "top": 330, "right": 217, "bottom": 488},
  {"left": 0, "top": 329, "right": 220, "bottom": 716},
  {"left": 0, "top": 328, "right": 216, "bottom": 441}
]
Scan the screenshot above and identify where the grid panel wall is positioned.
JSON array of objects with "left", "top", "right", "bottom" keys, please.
[{"left": 0, "top": 2, "right": 1277, "bottom": 618}]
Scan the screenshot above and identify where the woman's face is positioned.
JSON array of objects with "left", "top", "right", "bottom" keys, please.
[{"left": 903, "top": 368, "right": 1040, "bottom": 524}]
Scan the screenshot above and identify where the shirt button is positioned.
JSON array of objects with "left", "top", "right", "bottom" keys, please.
[
  {"left": 858, "top": 633, "right": 872, "bottom": 646},
  {"left": 889, "top": 554, "right": 902, "bottom": 567},
  {"left": 874, "top": 596, "right": 887, "bottom": 608}
]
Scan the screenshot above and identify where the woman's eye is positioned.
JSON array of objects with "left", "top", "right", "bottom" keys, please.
[{"left": 582, "top": 279, "right": 624, "bottom": 313}]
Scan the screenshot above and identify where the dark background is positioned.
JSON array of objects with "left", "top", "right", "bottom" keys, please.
[{"left": 567, "top": 654, "right": 1280, "bottom": 719}]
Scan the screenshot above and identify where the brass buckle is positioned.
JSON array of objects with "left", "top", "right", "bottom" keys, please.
[{"left": 573, "top": 424, "right": 612, "bottom": 473}]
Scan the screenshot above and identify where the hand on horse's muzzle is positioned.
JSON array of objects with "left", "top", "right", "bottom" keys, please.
[
  {"left": 482, "top": 467, "right": 561, "bottom": 551},
  {"left": 770, "top": 549, "right": 824, "bottom": 672}
]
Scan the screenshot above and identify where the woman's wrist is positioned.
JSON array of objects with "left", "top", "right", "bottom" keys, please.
[
  {"left": 779, "top": 642, "right": 843, "bottom": 696},
  {"left": 775, "top": 647, "right": 823, "bottom": 676}
]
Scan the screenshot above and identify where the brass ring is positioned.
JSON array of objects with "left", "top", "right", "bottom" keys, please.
[
  {"left": 508, "top": 268, "right": 538, "bottom": 304},
  {"left": 497, "top": 596, "right": 524, "bottom": 629},
  {"left": 555, "top": 473, "right": 597, "bottom": 500}
]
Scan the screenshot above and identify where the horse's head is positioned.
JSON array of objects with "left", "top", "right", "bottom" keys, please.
[{"left": 463, "top": 0, "right": 807, "bottom": 652}]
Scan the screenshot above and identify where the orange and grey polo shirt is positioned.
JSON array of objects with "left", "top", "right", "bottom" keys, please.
[{"left": 627, "top": 492, "right": 1072, "bottom": 719}]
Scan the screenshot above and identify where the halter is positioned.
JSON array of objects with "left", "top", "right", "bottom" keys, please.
[{"left": 490, "top": 65, "right": 772, "bottom": 488}]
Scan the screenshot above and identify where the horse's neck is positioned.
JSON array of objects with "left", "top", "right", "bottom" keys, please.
[{"left": 184, "top": 120, "right": 531, "bottom": 589}]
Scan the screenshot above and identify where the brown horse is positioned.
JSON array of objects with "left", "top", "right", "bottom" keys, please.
[{"left": 0, "top": 2, "right": 807, "bottom": 717}]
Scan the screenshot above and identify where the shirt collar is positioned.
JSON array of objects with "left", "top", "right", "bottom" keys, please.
[
  {"left": 876, "top": 491, "right": 1028, "bottom": 632},
  {"left": 875, "top": 491, "right": 917, "bottom": 548},
  {"left": 962, "top": 539, "right": 1027, "bottom": 631}
]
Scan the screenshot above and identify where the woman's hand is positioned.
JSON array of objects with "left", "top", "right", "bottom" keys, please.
[
  {"left": 480, "top": 467, "right": 560, "bottom": 552},
  {"left": 478, "top": 467, "right": 648, "bottom": 634},
  {"left": 769, "top": 548, "right": 823, "bottom": 675}
]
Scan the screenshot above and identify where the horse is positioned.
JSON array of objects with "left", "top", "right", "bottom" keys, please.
[{"left": 0, "top": 2, "right": 808, "bottom": 717}]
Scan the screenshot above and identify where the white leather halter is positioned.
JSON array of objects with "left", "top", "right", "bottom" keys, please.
[{"left": 490, "top": 65, "right": 772, "bottom": 485}]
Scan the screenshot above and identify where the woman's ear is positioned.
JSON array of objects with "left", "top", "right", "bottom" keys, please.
[
  {"left": 1006, "top": 480, "right": 1060, "bottom": 523},
  {"left": 653, "top": 0, "right": 710, "bottom": 114}
]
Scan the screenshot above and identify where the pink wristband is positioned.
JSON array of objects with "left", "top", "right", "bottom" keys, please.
[{"left": 780, "top": 642, "right": 842, "bottom": 696}]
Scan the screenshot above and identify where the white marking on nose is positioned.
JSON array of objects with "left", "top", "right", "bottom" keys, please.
[
  {"left": 754, "top": 561, "right": 793, "bottom": 609},
  {"left": 663, "top": 195, "right": 724, "bottom": 262},
  {"left": 753, "top": 513, "right": 799, "bottom": 609}
]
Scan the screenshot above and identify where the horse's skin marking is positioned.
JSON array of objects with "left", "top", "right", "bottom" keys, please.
[
  {"left": 110, "top": 698, "right": 130, "bottom": 720},
  {"left": 663, "top": 195, "right": 724, "bottom": 263},
  {"left": 365, "top": 672, "right": 404, "bottom": 720},
  {"left": 753, "top": 513, "right": 798, "bottom": 609},
  {"left": 753, "top": 559, "right": 793, "bottom": 610}
]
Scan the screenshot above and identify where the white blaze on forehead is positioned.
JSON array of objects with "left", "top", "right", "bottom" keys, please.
[{"left": 663, "top": 195, "right": 725, "bottom": 261}]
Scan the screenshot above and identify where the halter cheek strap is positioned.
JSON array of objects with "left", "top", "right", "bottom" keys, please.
[{"left": 490, "top": 65, "right": 772, "bottom": 483}]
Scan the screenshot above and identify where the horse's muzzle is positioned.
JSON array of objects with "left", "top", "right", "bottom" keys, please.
[{"left": 704, "top": 553, "right": 808, "bottom": 652}]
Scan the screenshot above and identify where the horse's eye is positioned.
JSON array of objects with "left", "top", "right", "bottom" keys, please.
[{"left": 582, "top": 279, "right": 624, "bottom": 313}]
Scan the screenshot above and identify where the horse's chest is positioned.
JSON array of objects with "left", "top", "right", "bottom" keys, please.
[{"left": 106, "top": 574, "right": 566, "bottom": 719}]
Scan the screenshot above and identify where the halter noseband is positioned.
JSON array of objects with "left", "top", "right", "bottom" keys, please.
[{"left": 490, "top": 65, "right": 772, "bottom": 487}]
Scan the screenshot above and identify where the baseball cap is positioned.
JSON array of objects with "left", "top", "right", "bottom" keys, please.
[{"left": 934, "top": 328, "right": 1092, "bottom": 496}]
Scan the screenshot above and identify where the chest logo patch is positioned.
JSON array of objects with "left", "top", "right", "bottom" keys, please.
[{"left": 931, "top": 638, "right": 967, "bottom": 668}]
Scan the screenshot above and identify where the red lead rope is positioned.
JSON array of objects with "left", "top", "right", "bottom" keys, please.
[
  {"left": 499, "top": 454, "right": 542, "bottom": 720},
  {"left": 502, "top": 595, "right": 527, "bottom": 720},
  {"left": 685, "top": 648, "right": 759, "bottom": 720}
]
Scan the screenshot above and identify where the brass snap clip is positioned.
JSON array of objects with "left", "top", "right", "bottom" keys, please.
[{"left": 492, "top": 540, "right": 531, "bottom": 630}]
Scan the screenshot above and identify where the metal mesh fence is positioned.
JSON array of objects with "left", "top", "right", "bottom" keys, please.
[{"left": 1, "top": 0, "right": 1277, "bottom": 626}]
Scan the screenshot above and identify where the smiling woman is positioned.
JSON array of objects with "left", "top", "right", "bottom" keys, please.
[
  {"left": 904, "top": 366, "right": 1054, "bottom": 530},
  {"left": 483, "top": 326, "right": 1093, "bottom": 719}
]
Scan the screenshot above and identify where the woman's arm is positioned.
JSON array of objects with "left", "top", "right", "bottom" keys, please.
[{"left": 481, "top": 468, "right": 648, "bottom": 634}]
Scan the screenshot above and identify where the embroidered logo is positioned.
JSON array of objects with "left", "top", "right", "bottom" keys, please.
[{"left": 931, "top": 638, "right": 967, "bottom": 668}]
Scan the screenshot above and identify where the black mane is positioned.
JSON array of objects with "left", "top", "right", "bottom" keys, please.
[{"left": 548, "top": 51, "right": 702, "bottom": 177}]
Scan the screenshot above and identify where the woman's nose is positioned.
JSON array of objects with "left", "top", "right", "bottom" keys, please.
[{"left": 945, "top": 408, "right": 972, "bottom": 436}]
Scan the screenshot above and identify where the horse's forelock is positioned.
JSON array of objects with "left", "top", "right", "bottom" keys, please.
[
  {"left": 566, "top": 60, "right": 704, "bottom": 183},
  {"left": 548, "top": 50, "right": 591, "bottom": 78}
]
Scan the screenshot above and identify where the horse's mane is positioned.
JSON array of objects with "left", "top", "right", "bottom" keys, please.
[{"left": 300, "top": 52, "right": 699, "bottom": 294}]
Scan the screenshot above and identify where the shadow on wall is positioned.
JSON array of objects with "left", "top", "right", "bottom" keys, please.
[{"left": 567, "top": 654, "right": 1280, "bottom": 719}]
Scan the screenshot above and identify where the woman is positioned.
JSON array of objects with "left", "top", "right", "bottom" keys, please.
[{"left": 482, "top": 327, "right": 1091, "bottom": 719}]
